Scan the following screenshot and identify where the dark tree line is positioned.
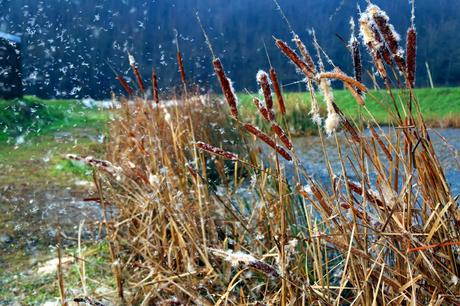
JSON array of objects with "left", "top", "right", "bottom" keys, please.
[{"left": 1, "top": 0, "right": 459, "bottom": 99}]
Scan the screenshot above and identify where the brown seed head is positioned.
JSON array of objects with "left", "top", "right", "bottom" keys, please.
[
  {"left": 213, "top": 58, "right": 239, "bottom": 119},
  {"left": 406, "top": 27, "right": 417, "bottom": 88},
  {"left": 257, "top": 70, "right": 273, "bottom": 111},
  {"left": 271, "top": 122, "right": 293, "bottom": 150},
  {"left": 116, "top": 75, "right": 133, "bottom": 96},
  {"left": 269, "top": 67, "right": 286, "bottom": 115},
  {"left": 195, "top": 141, "right": 239, "bottom": 161},
  {"left": 253, "top": 97, "right": 274, "bottom": 122},
  {"left": 275, "top": 38, "right": 314, "bottom": 79},
  {"left": 151, "top": 70, "right": 159, "bottom": 104},
  {"left": 244, "top": 123, "right": 292, "bottom": 161}
]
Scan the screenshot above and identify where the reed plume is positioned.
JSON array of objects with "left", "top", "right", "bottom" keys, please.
[
  {"left": 253, "top": 97, "right": 274, "bottom": 122},
  {"left": 128, "top": 53, "right": 146, "bottom": 96},
  {"left": 406, "top": 27, "right": 417, "bottom": 88},
  {"left": 66, "top": 154, "right": 122, "bottom": 178},
  {"left": 318, "top": 69, "right": 367, "bottom": 93},
  {"left": 292, "top": 34, "right": 317, "bottom": 74},
  {"left": 151, "top": 70, "right": 159, "bottom": 104},
  {"left": 275, "top": 38, "right": 314, "bottom": 79},
  {"left": 359, "top": 12, "right": 388, "bottom": 77},
  {"left": 271, "top": 122, "right": 293, "bottom": 150},
  {"left": 177, "top": 51, "right": 186, "bottom": 84},
  {"left": 210, "top": 248, "right": 280, "bottom": 278},
  {"left": 256, "top": 70, "right": 274, "bottom": 111},
  {"left": 319, "top": 78, "right": 340, "bottom": 136},
  {"left": 243, "top": 123, "right": 292, "bottom": 161},
  {"left": 367, "top": 4, "right": 406, "bottom": 72},
  {"left": 213, "top": 58, "right": 239, "bottom": 119},
  {"left": 195, "top": 141, "right": 239, "bottom": 161},
  {"left": 349, "top": 18, "right": 363, "bottom": 96},
  {"left": 307, "top": 79, "right": 321, "bottom": 125},
  {"left": 116, "top": 75, "right": 133, "bottom": 96},
  {"left": 269, "top": 67, "right": 286, "bottom": 115}
]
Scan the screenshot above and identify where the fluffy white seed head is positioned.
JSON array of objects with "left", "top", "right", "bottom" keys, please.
[
  {"left": 324, "top": 111, "right": 341, "bottom": 136},
  {"left": 210, "top": 248, "right": 256, "bottom": 267},
  {"left": 319, "top": 78, "right": 334, "bottom": 113},
  {"left": 256, "top": 70, "right": 269, "bottom": 83},
  {"left": 128, "top": 53, "right": 136, "bottom": 66},
  {"left": 227, "top": 77, "right": 239, "bottom": 106},
  {"left": 359, "top": 14, "right": 376, "bottom": 46}
]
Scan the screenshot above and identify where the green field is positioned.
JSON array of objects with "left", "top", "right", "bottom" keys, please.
[
  {"left": 0, "top": 96, "right": 110, "bottom": 185},
  {"left": 239, "top": 87, "right": 460, "bottom": 131},
  {"left": 1, "top": 88, "right": 459, "bottom": 143},
  {"left": 0, "top": 97, "right": 112, "bottom": 304},
  {"left": 0, "top": 96, "right": 110, "bottom": 143}
]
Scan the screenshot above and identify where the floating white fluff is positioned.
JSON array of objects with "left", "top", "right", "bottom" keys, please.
[{"left": 210, "top": 248, "right": 256, "bottom": 267}]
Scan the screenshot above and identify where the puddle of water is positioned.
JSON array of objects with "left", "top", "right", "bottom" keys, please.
[
  {"left": 292, "top": 128, "right": 460, "bottom": 194},
  {"left": 0, "top": 186, "right": 104, "bottom": 272},
  {"left": 0, "top": 128, "right": 107, "bottom": 275}
]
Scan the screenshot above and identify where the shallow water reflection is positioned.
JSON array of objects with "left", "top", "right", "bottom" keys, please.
[{"left": 292, "top": 128, "right": 460, "bottom": 195}]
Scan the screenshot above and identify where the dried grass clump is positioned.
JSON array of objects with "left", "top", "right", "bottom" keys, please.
[{"left": 70, "top": 3, "right": 459, "bottom": 305}]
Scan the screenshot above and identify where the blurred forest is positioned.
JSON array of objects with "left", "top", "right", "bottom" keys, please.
[{"left": 1, "top": 0, "right": 459, "bottom": 99}]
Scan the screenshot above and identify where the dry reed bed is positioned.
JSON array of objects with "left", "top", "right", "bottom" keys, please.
[{"left": 68, "top": 3, "right": 459, "bottom": 305}]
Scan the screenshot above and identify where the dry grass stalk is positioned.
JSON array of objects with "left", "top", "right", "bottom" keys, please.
[
  {"left": 56, "top": 230, "right": 68, "bottom": 306},
  {"left": 368, "top": 124, "right": 393, "bottom": 162},
  {"left": 112, "top": 259, "right": 124, "bottom": 302}
]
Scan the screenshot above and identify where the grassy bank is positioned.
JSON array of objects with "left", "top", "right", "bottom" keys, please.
[
  {"left": 0, "top": 95, "right": 110, "bottom": 143},
  {"left": 0, "top": 95, "right": 110, "bottom": 186},
  {"left": 0, "top": 96, "right": 110, "bottom": 304},
  {"left": 239, "top": 87, "right": 460, "bottom": 132}
]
